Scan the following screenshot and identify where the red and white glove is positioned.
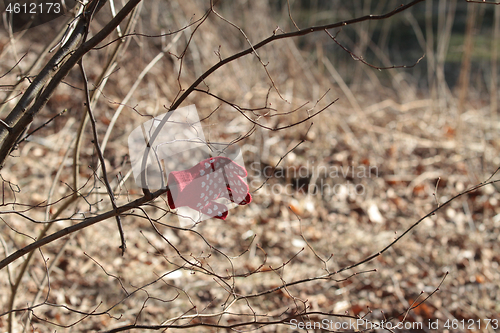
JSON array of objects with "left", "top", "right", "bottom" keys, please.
[{"left": 166, "top": 156, "right": 252, "bottom": 220}]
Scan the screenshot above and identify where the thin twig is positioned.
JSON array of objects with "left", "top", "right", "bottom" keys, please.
[{"left": 78, "top": 60, "right": 126, "bottom": 255}]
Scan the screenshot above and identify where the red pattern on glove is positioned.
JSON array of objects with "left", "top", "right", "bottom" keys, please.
[{"left": 166, "top": 156, "right": 251, "bottom": 220}]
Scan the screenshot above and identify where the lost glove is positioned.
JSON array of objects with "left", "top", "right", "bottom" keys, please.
[{"left": 166, "top": 156, "right": 252, "bottom": 220}]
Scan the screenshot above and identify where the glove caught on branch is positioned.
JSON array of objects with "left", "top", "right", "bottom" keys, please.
[{"left": 166, "top": 156, "right": 251, "bottom": 220}]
